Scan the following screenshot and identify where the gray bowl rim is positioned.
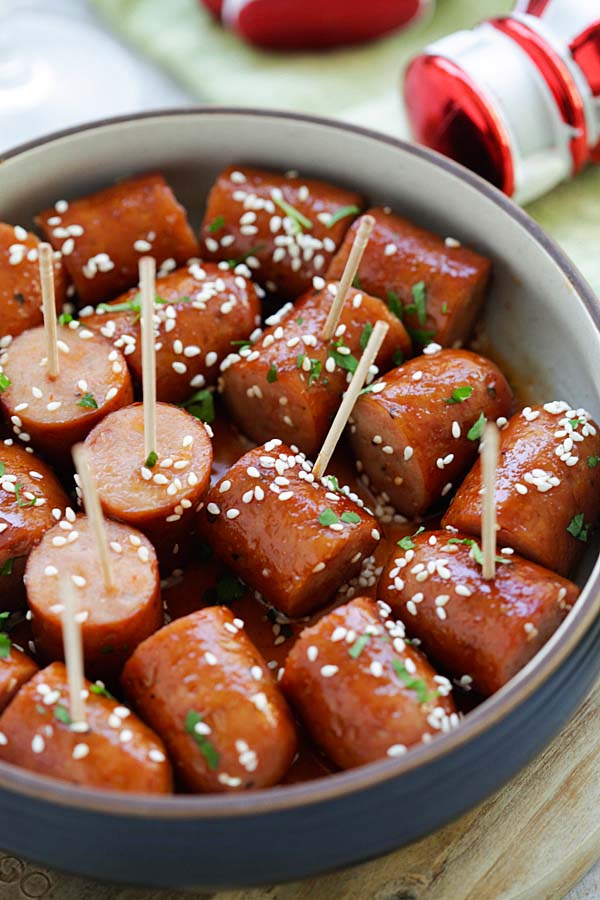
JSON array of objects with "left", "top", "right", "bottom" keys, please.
[{"left": 1, "top": 105, "right": 599, "bottom": 819}]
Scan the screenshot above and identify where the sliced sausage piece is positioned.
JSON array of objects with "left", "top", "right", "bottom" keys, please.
[
  {"left": 199, "top": 440, "right": 380, "bottom": 617},
  {"left": 377, "top": 529, "right": 579, "bottom": 696},
  {"left": 199, "top": 165, "right": 363, "bottom": 299},
  {"left": 349, "top": 349, "right": 513, "bottom": 517},
  {"left": 221, "top": 283, "right": 411, "bottom": 457},
  {"left": 0, "top": 662, "right": 172, "bottom": 793},
  {"left": 84, "top": 262, "right": 261, "bottom": 403},
  {"left": 0, "top": 323, "right": 133, "bottom": 466},
  {"left": 0, "top": 645, "right": 38, "bottom": 713},
  {"left": 0, "top": 441, "right": 70, "bottom": 609},
  {"left": 85, "top": 402, "right": 213, "bottom": 570},
  {"left": 281, "top": 595, "right": 458, "bottom": 768},
  {"left": 442, "top": 402, "right": 600, "bottom": 576},
  {"left": 327, "top": 208, "right": 492, "bottom": 348},
  {"left": 36, "top": 174, "right": 199, "bottom": 306},
  {"left": 0, "top": 223, "right": 69, "bottom": 342},
  {"left": 26, "top": 515, "right": 162, "bottom": 679},
  {"left": 121, "top": 606, "right": 298, "bottom": 792}
]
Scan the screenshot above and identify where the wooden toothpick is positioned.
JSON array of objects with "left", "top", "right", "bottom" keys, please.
[
  {"left": 38, "top": 242, "right": 60, "bottom": 379},
  {"left": 313, "top": 320, "right": 389, "bottom": 479},
  {"left": 481, "top": 421, "right": 500, "bottom": 580},
  {"left": 60, "top": 576, "right": 87, "bottom": 729},
  {"left": 321, "top": 215, "right": 375, "bottom": 341},
  {"left": 139, "top": 256, "right": 157, "bottom": 462},
  {"left": 72, "top": 443, "right": 115, "bottom": 593}
]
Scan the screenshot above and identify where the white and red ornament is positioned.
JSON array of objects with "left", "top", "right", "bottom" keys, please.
[
  {"left": 202, "top": 0, "right": 432, "bottom": 51},
  {"left": 404, "top": 0, "right": 600, "bottom": 203}
]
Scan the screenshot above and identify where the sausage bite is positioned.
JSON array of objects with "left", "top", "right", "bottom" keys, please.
[
  {"left": 0, "top": 223, "right": 69, "bottom": 342},
  {"left": 349, "top": 349, "right": 513, "bottom": 517},
  {"left": 0, "top": 662, "right": 172, "bottom": 793},
  {"left": 221, "top": 283, "right": 411, "bottom": 457},
  {"left": 25, "top": 515, "right": 163, "bottom": 679},
  {"left": 85, "top": 402, "right": 213, "bottom": 570},
  {"left": 378, "top": 529, "right": 579, "bottom": 696},
  {"left": 199, "top": 165, "right": 363, "bottom": 299},
  {"left": 0, "top": 441, "right": 70, "bottom": 609},
  {"left": 0, "top": 323, "right": 133, "bottom": 466},
  {"left": 281, "top": 595, "right": 458, "bottom": 768},
  {"left": 84, "top": 262, "right": 261, "bottom": 403},
  {"left": 200, "top": 440, "right": 380, "bottom": 617},
  {"left": 36, "top": 174, "right": 199, "bottom": 306},
  {"left": 327, "top": 208, "right": 492, "bottom": 348},
  {"left": 0, "top": 646, "right": 38, "bottom": 713},
  {"left": 442, "top": 402, "right": 600, "bottom": 576},
  {"left": 121, "top": 607, "right": 298, "bottom": 792}
]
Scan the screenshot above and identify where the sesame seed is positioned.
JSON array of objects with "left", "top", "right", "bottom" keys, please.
[
  {"left": 320, "top": 665, "right": 338, "bottom": 678},
  {"left": 72, "top": 743, "right": 89, "bottom": 760},
  {"left": 226, "top": 508, "right": 240, "bottom": 519},
  {"left": 32, "top": 735, "right": 45, "bottom": 753}
]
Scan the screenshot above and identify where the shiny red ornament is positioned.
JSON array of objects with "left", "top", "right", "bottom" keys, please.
[{"left": 201, "top": 0, "right": 431, "bottom": 50}]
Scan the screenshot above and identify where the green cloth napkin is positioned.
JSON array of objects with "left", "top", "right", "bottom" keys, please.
[{"left": 93, "top": 0, "right": 600, "bottom": 294}]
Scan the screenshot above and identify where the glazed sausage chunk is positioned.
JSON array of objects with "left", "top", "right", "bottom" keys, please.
[
  {"left": 0, "top": 662, "right": 172, "bottom": 793},
  {"left": 0, "top": 441, "right": 69, "bottom": 609},
  {"left": 349, "top": 349, "right": 512, "bottom": 517},
  {"left": 327, "top": 208, "right": 492, "bottom": 348},
  {"left": 199, "top": 165, "right": 363, "bottom": 299},
  {"left": 0, "top": 645, "right": 38, "bottom": 713},
  {"left": 36, "top": 174, "right": 199, "bottom": 306},
  {"left": 121, "top": 607, "right": 298, "bottom": 792},
  {"left": 200, "top": 440, "right": 379, "bottom": 617},
  {"left": 221, "top": 283, "right": 411, "bottom": 458},
  {"left": 281, "top": 596, "right": 458, "bottom": 768},
  {"left": 26, "top": 515, "right": 163, "bottom": 679},
  {"left": 443, "top": 402, "right": 600, "bottom": 576},
  {"left": 0, "top": 223, "right": 69, "bottom": 342},
  {"left": 85, "top": 402, "right": 213, "bottom": 570},
  {"left": 378, "top": 530, "right": 579, "bottom": 696},
  {"left": 84, "top": 262, "right": 261, "bottom": 404},
  {"left": 0, "top": 323, "right": 133, "bottom": 467}
]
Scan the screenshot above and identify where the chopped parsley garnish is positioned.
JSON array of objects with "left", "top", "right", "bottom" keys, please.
[
  {"left": 411, "top": 281, "right": 427, "bottom": 325},
  {"left": 145, "top": 451, "right": 158, "bottom": 469},
  {"left": 308, "top": 359, "right": 322, "bottom": 387},
  {"left": 266, "top": 363, "right": 278, "bottom": 383},
  {"left": 393, "top": 348, "right": 404, "bottom": 367},
  {"left": 588, "top": 456, "right": 599, "bottom": 468},
  {"left": 327, "top": 205, "right": 360, "bottom": 228},
  {"left": 182, "top": 389, "right": 215, "bottom": 424},
  {"left": 352, "top": 275, "right": 361, "bottom": 290},
  {"left": 0, "top": 373, "right": 11, "bottom": 393},
  {"left": 58, "top": 312, "right": 73, "bottom": 326},
  {"left": 360, "top": 322, "right": 373, "bottom": 351},
  {"left": 0, "top": 462, "right": 4, "bottom": 478},
  {"left": 216, "top": 571, "right": 246, "bottom": 605},
  {"left": 467, "top": 412, "right": 486, "bottom": 441},
  {"left": 397, "top": 525, "right": 425, "bottom": 551},
  {"left": 328, "top": 345, "right": 358, "bottom": 375},
  {"left": 90, "top": 682, "right": 115, "bottom": 700},
  {"left": 185, "top": 710, "right": 220, "bottom": 770},
  {"left": 231, "top": 339, "right": 252, "bottom": 349},
  {"left": 569, "top": 417, "right": 584, "bottom": 429},
  {"left": 392, "top": 660, "right": 434, "bottom": 704},
  {"left": 447, "top": 537, "right": 510, "bottom": 566},
  {"left": 406, "top": 327, "right": 435, "bottom": 345},
  {"left": 97, "top": 293, "right": 176, "bottom": 316},
  {"left": 77, "top": 392, "right": 98, "bottom": 409},
  {"left": 444, "top": 386, "right": 473, "bottom": 405},
  {"left": 567, "top": 513, "right": 589, "bottom": 542},
  {"left": 441, "top": 302, "right": 448, "bottom": 314},
  {"left": 296, "top": 317, "right": 304, "bottom": 325},
  {"left": 324, "top": 474, "right": 340, "bottom": 492},
  {"left": 0, "top": 559, "right": 14, "bottom": 577},
  {"left": 386, "top": 290, "right": 403, "bottom": 321},
  {"left": 296, "top": 354, "right": 305, "bottom": 369},
  {"left": 348, "top": 634, "right": 371, "bottom": 658},
  {"left": 54, "top": 704, "right": 72, "bottom": 724},
  {"left": 227, "top": 245, "right": 264, "bottom": 268},
  {"left": 273, "top": 196, "right": 313, "bottom": 233},
  {"left": 208, "top": 215, "right": 226, "bottom": 233},
  {"left": 341, "top": 511, "right": 361, "bottom": 524},
  {"left": 15, "top": 483, "right": 36, "bottom": 508},
  {"left": 0, "top": 633, "right": 10, "bottom": 658},
  {"left": 318, "top": 508, "right": 339, "bottom": 527}
]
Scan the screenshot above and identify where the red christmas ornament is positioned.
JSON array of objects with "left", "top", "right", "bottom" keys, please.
[
  {"left": 202, "top": 0, "right": 431, "bottom": 50},
  {"left": 404, "top": 0, "right": 600, "bottom": 202}
]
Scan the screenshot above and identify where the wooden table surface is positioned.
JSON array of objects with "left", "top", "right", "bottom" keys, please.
[{"left": 1, "top": 678, "right": 599, "bottom": 900}]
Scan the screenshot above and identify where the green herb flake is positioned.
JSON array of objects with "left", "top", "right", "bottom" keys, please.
[
  {"left": 145, "top": 451, "right": 158, "bottom": 469},
  {"left": 266, "top": 363, "right": 278, "bottom": 384},
  {"left": 54, "top": 704, "right": 72, "bottom": 725},
  {"left": 386, "top": 290, "right": 403, "bottom": 321},
  {"left": 360, "top": 322, "right": 373, "bottom": 351},
  {"left": 444, "top": 385, "right": 473, "bottom": 405},
  {"left": 90, "top": 682, "right": 115, "bottom": 700},
  {"left": 0, "top": 462, "right": 4, "bottom": 478},
  {"left": 328, "top": 346, "right": 358, "bottom": 375},
  {"left": 406, "top": 327, "right": 436, "bottom": 345},
  {"left": 348, "top": 634, "right": 370, "bottom": 659},
  {"left": 447, "top": 537, "right": 510, "bottom": 566},
  {"left": 58, "top": 312, "right": 73, "bottom": 326},
  {"left": 0, "top": 559, "right": 14, "bottom": 577},
  {"left": 296, "top": 354, "right": 306, "bottom": 369},
  {"left": 318, "top": 508, "right": 339, "bottom": 527},
  {"left": 588, "top": 456, "right": 600, "bottom": 468},
  {"left": 230, "top": 339, "right": 252, "bottom": 349},
  {"left": 567, "top": 513, "right": 589, "bottom": 542},
  {"left": 97, "top": 293, "right": 176, "bottom": 316},
  {"left": 352, "top": 275, "right": 361, "bottom": 290},
  {"left": 411, "top": 281, "right": 427, "bottom": 326},
  {"left": 392, "top": 659, "right": 434, "bottom": 704},
  {"left": 0, "top": 633, "right": 10, "bottom": 658},
  {"left": 340, "top": 511, "right": 361, "bottom": 525},
  {"left": 77, "top": 392, "right": 98, "bottom": 410},
  {"left": 324, "top": 475, "right": 340, "bottom": 492},
  {"left": 441, "top": 302, "right": 448, "bottom": 315},
  {"left": 0, "top": 373, "right": 11, "bottom": 393},
  {"left": 216, "top": 571, "right": 246, "bottom": 605},
  {"left": 296, "top": 317, "right": 304, "bottom": 325},
  {"left": 185, "top": 710, "right": 220, "bottom": 770},
  {"left": 397, "top": 525, "right": 425, "bottom": 551},
  {"left": 182, "top": 389, "right": 215, "bottom": 424},
  {"left": 569, "top": 417, "right": 584, "bottom": 429},
  {"left": 227, "top": 245, "right": 264, "bottom": 269},
  {"left": 308, "top": 358, "right": 322, "bottom": 387},
  {"left": 393, "top": 348, "right": 404, "bottom": 367},
  {"left": 273, "top": 196, "right": 313, "bottom": 233},
  {"left": 208, "top": 215, "right": 226, "bottom": 233},
  {"left": 467, "top": 412, "right": 486, "bottom": 441},
  {"left": 14, "top": 483, "right": 36, "bottom": 509},
  {"left": 327, "top": 205, "right": 360, "bottom": 228}
]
